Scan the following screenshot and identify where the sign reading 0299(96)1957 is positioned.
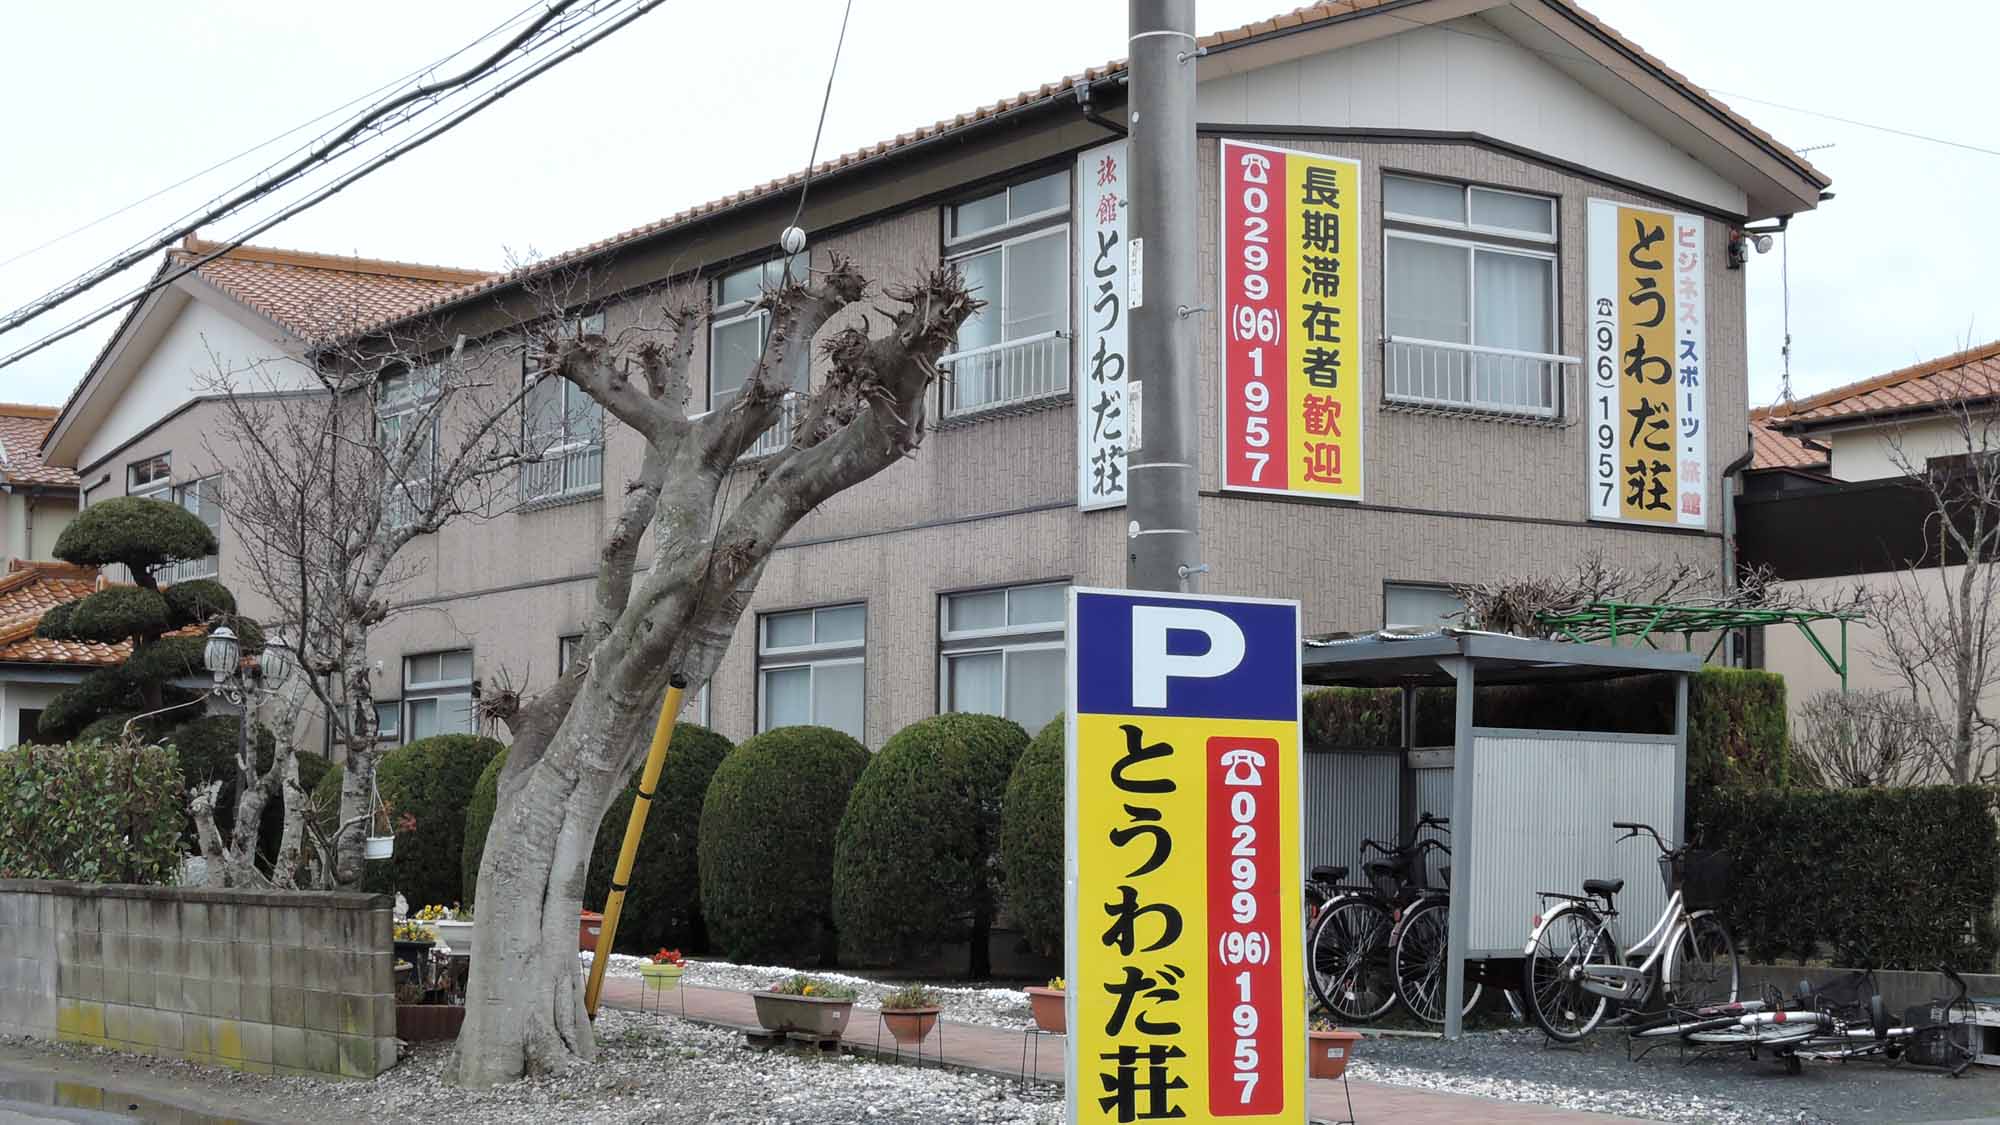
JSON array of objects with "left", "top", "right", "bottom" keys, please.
[{"left": 1066, "top": 588, "right": 1305, "bottom": 1124}]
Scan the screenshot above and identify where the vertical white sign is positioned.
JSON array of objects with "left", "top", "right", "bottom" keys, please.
[
  {"left": 1077, "top": 139, "right": 1131, "bottom": 511},
  {"left": 1672, "top": 217, "right": 1707, "bottom": 526}
]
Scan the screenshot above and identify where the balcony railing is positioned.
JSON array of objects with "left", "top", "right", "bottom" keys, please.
[
  {"left": 739, "top": 392, "right": 803, "bottom": 461},
  {"left": 165, "top": 555, "right": 218, "bottom": 585},
  {"left": 522, "top": 442, "right": 603, "bottom": 502},
  {"left": 1384, "top": 336, "right": 1578, "bottom": 421},
  {"left": 939, "top": 331, "right": 1069, "bottom": 417}
]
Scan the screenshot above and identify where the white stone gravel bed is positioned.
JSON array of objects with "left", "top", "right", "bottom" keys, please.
[{"left": 582, "top": 954, "right": 1035, "bottom": 1028}]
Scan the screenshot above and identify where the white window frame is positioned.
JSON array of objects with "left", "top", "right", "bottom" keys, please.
[
  {"left": 127, "top": 454, "right": 172, "bottom": 498},
  {"left": 166, "top": 475, "right": 221, "bottom": 583},
  {"left": 707, "top": 255, "right": 805, "bottom": 416},
  {"left": 1383, "top": 581, "right": 1467, "bottom": 632},
  {"left": 1383, "top": 176, "right": 1557, "bottom": 243},
  {"left": 402, "top": 648, "right": 474, "bottom": 741},
  {"left": 940, "top": 170, "right": 1072, "bottom": 416},
  {"left": 755, "top": 604, "right": 864, "bottom": 737},
  {"left": 937, "top": 582, "right": 1066, "bottom": 727},
  {"left": 378, "top": 368, "right": 440, "bottom": 531},
  {"left": 522, "top": 314, "right": 607, "bottom": 503},
  {"left": 373, "top": 701, "right": 401, "bottom": 745}
]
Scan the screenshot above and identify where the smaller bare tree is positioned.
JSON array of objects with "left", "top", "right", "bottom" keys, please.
[
  {"left": 1790, "top": 688, "right": 1949, "bottom": 789},
  {"left": 1452, "top": 556, "right": 1799, "bottom": 638}
]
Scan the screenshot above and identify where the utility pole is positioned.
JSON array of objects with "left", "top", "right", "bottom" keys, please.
[{"left": 1125, "top": 0, "right": 1203, "bottom": 593}]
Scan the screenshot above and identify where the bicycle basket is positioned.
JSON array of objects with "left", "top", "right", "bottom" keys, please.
[
  {"left": 1659, "top": 849, "right": 1731, "bottom": 910},
  {"left": 1904, "top": 1003, "right": 1974, "bottom": 1070}
]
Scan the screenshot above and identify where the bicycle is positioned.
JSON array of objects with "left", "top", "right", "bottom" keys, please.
[
  {"left": 1387, "top": 824, "right": 1493, "bottom": 1025},
  {"left": 1306, "top": 813, "right": 1459, "bottom": 1023},
  {"left": 1521, "top": 820, "right": 1740, "bottom": 1042}
]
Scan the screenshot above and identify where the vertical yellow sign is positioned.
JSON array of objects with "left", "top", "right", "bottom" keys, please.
[
  {"left": 1283, "top": 152, "right": 1361, "bottom": 500},
  {"left": 1613, "top": 205, "right": 1677, "bottom": 523}
]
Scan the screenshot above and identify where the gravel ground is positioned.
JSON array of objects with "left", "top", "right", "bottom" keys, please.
[
  {"left": 584, "top": 954, "right": 1035, "bottom": 1028},
  {"left": 4, "top": 1009, "right": 1062, "bottom": 1125},
  {"left": 1348, "top": 1024, "right": 2000, "bottom": 1124}
]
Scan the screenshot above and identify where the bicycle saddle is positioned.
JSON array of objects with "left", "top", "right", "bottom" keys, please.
[
  {"left": 1312, "top": 864, "right": 1347, "bottom": 883},
  {"left": 1583, "top": 877, "right": 1624, "bottom": 899}
]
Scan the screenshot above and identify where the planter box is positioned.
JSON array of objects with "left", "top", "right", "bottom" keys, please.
[
  {"left": 432, "top": 919, "right": 476, "bottom": 958},
  {"left": 1307, "top": 1029, "right": 1361, "bottom": 1080},
  {"left": 882, "top": 1006, "right": 941, "bottom": 1046},
  {"left": 1025, "top": 986, "right": 1066, "bottom": 1033},
  {"left": 752, "top": 993, "right": 854, "bottom": 1040},
  {"left": 397, "top": 1003, "right": 466, "bottom": 1042}
]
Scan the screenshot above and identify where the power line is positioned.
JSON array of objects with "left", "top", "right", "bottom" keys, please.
[
  {"left": 0, "top": 0, "right": 601, "bottom": 342},
  {"left": 0, "top": 0, "right": 671, "bottom": 373},
  {"left": 1706, "top": 90, "right": 2000, "bottom": 161}
]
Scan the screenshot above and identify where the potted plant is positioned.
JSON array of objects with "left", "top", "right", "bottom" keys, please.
[
  {"left": 1307, "top": 1015, "right": 1362, "bottom": 1080},
  {"left": 430, "top": 903, "right": 475, "bottom": 958},
  {"left": 392, "top": 919, "right": 436, "bottom": 973},
  {"left": 579, "top": 909, "right": 604, "bottom": 952},
  {"left": 639, "top": 948, "right": 686, "bottom": 989},
  {"left": 879, "top": 984, "right": 942, "bottom": 1046},
  {"left": 365, "top": 800, "right": 404, "bottom": 861},
  {"left": 752, "top": 974, "right": 858, "bottom": 1040},
  {"left": 1025, "top": 976, "right": 1066, "bottom": 1034}
]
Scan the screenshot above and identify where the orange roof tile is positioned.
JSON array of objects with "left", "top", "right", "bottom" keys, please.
[
  {"left": 1748, "top": 409, "right": 1828, "bottom": 471},
  {"left": 362, "top": 0, "right": 1826, "bottom": 335},
  {"left": 172, "top": 236, "right": 494, "bottom": 342},
  {"left": 1768, "top": 341, "right": 2000, "bottom": 429},
  {"left": 0, "top": 560, "right": 121, "bottom": 666},
  {"left": 0, "top": 404, "right": 78, "bottom": 488}
]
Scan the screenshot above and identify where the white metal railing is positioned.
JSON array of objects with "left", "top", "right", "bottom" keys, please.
[
  {"left": 939, "top": 331, "right": 1070, "bottom": 416},
  {"left": 739, "top": 393, "right": 803, "bottom": 461},
  {"left": 522, "top": 442, "right": 603, "bottom": 502},
  {"left": 1384, "top": 336, "right": 1579, "bottom": 420},
  {"left": 165, "top": 555, "right": 218, "bottom": 585}
]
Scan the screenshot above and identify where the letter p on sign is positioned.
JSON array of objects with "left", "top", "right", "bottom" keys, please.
[{"left": 1130, "top": 606, "right": 1247, "bottom": 708}]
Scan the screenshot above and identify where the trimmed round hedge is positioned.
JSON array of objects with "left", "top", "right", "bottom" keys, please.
[
  {"left": 832, "top": 713, "right": 1028, "bottom": 973},
  {"left": 1001, "top": 715, "right": 1065, "bottom": 960},
  {"left": 583, "top": 723, "right": 734, "bottom": 954},
  {"left": 53, "top": 496, "right": 217, "bottom": 575},
  {"left": 62, "top": 587, "right": 172, "bottom": 643},
  {"left": 699, "top": 726, "right": 869, "bottom": 965},
  {"left": 162, "top": 579, "right": 235, "bottom": 627},
  {"left": 374, "top": 734, "right": 502, "bottom": 911}
]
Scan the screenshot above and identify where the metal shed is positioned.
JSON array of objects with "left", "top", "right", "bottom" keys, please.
[{"left": 1301, "top": 630, "right": 1699, "bottom": 1038}]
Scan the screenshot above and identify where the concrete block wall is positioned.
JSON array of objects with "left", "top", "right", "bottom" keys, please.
[{"left": 0, "top": 880, "right": 395, "bottom": 1080}]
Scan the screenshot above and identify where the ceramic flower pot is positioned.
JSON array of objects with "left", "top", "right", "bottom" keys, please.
[
  {"left": 1025, "top": 986, "right": 1066, "bottom": 1033},
  {"left": 578, "top": 911, "right": 603, "bottom": 952},
  {"left": 639, "top": 962, "right": 686, "bottom": 988},
  {"left": 881, "top": 1006, "right": 941, "bottom": 1045},
  {"left": 1307, "top": 1029, "right": 1361, "bottom": 1080},
  {"left": 752, "top": 992, "right": 853, "bottom": 1039}
]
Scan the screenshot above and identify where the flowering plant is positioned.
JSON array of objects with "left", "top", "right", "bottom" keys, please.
[
  {"left": 648, "top": 948, "right": 686, "bottom": 966},
  {"left": 767, "top": 973, "right": 857, "bottom": 1001},
  {"left": 392, "top": 920, "right": 436, "bottom": 943},
  {"left": 413, "top": 904, "right": 449, "bottom": 923},
  {"left": 1046, "top": 976, "right": 1066, "bottom": 991},
  {"left": 881, "top": 984, "right": 939, "bottom": 1011}
]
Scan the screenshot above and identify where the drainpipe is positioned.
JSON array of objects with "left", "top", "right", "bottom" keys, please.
[
  {"left": 1074, "top": 74, "right": 1128, "bottom": 137},
  {"left": 1720, "top": 438, "right": 1757, "bottom": 666},
  {"left": 23, "top": 489, "right": 34, "bottom": 561}
]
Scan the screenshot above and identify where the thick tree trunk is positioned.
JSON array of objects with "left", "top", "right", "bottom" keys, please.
[{"left": 333, "top": 646, "right": 379, "bottom": 888}]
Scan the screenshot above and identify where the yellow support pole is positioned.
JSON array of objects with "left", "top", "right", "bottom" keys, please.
[{"left": 584, "top": 673, "right": 686, "bottom": 1018}]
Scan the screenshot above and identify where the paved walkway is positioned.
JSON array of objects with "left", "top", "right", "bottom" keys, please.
[{"left": 598, "top": 978, "right": 1658, "bottom": 1124}]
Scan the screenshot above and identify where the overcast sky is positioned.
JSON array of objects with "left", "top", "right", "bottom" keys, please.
[{"left": 1, "top": 1, "right": 1990, "bottom": 410}]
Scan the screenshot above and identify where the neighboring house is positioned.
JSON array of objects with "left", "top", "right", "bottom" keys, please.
[
  {"left": 45, "top": 0, "right": 1828, "bottom": 751},
  {"left": 0, "top": 560, "right": 122, "bottom": 746},
  {"left": 0, "top": 404, "right": 79, "bottom": 562},
  {"left": 1740, "top": 341, "right": 2000, "bottom": 776}
]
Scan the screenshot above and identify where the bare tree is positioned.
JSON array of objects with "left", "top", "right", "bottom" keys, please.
[
  {"left": 452, "top": 256, "right": 973, "bottom": 1085},
  {"left": 1451, "top": 556, "right": 1800, "bottom": 638},
  {"left": 1862, "top": 384, "right": 2000, "bottom": 784},
  {"left": 203, "top": 311, "right": 565, "bottom": 889},
  {"left": 185, "top": 670, "right": 317, "bottom": 888},
  {"left": 1790, "top": 688, "right": 1949, "bottom": 789}
]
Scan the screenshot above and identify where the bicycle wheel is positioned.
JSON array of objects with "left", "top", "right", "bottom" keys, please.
[
  {"left": 1523, "top": 904, "right": 1618, "bottom": 1041},
  {"left": 1392, "top": 898, "right": 1482, "bottom": 1025},
  {"left": 1669, "top": 913, "right": 1739, "bottom": 1010},
  {"left": 1687, "top": 1021, "right": 1818, "bottom": 1050},
  {"left": 1308, "top": 897, "right": 1398, "bottom": 1022}
]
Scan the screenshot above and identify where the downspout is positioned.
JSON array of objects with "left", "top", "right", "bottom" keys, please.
[
  {"left": 1075, "top": 76, "right": 1128, "bottom": 137},
  {"left": 1720, "top": 437, "right": 1757, "bottom": 666}
]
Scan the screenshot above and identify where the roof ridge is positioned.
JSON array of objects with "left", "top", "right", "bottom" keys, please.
[
  {"left": 177, "top": 235, "right": 494, "bottom": 285},
  {"left": 1766, "top": 339, "right": 2000, "bottom": 419},
  {"left": 0, "top": 403, "right": 58, "bottom": 419}
]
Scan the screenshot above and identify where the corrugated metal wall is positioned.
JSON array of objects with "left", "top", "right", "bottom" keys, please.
[
  {"left": 1464, "top": 734, "right": 1678, "bottom": 953},
  {"left": 1302, "top": 751, "right": 1401, "bottom": 881}
]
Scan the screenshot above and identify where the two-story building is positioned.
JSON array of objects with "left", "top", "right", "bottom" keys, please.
[{"left": 46, "top": 0, "right": 1829, "bottom": 752}]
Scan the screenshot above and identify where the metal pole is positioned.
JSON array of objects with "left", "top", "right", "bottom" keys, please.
[
  {"left": 584, "top": 674, "right": 687, "bottom": 1018},
  {"left": 1125, "top": 0, "right": 1202, "bottom": 592},
  {"left": 1444, "top": 655, "right": 1475, "bottom": 1040}
]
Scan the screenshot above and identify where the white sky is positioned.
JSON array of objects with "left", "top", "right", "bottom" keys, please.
[{"left": 0, "top": 1, "right": 1990, "bottom": 410}]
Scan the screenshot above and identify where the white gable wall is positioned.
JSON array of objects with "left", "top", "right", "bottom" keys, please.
[
  {"left": 1198, "top": 16, "right": 1748, "bottom": 217},
  {"left": 78, "top": 296, "right": 310, "bottom": 470},
  {"left": 1821, "top": 415, "right": 1996, "bottom": 483}
]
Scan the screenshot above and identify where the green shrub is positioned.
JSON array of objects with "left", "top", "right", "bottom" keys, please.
[
  {"left": 583, "top": 724, "right": 734, "bottom": 954},
  {"left": 121, "top": 636, "right": 209, "bottom": 685},
  {"left": 1303, "top": 688, "right": 1401, "bottom": 747},
  {"left": 833, "top": 714, "right": 1028, "bottom": 973},
  {"left": 462, "top": 750, "right": 508, "bottom": 906},
  {"left": 53, "top": 496, "right": 216, "bottom": 573},
  {"left": 61, "top": 586, "right": 172, "bottom": 643},
  {"left": 165, "top": 715, "right": 277, "bottom": 844},
  {"left": 375, "top": 735, "right": 502, "bottom": 911},
  {"left": 162, "top": 579, "right": 235, "bottom": 627},
  {"left": 1686, "top": 667, "right": 1788, "bottom": 789},
  {"left": 1001, "top": 716, "right": 1065, "bottom": 960},
  {"left": 0, "top": 741, "right": 184, "bottom": 883},
  {"left": 699, "top": 726, "right": 869, "bottom": 965},
  {"left": 1690, "top": 785, "right": 1999, "bottom": 971}
]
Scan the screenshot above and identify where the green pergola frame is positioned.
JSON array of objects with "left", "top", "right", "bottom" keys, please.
[{"left": 1535, "top": 600, "right": 1862, "bottom": 689}]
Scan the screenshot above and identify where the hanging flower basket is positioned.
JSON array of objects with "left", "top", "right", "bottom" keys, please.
[
  {"left": 364, "top": 835, "right": 395, "bottom": 860},
  {"left": 365, "top": 792, "right": 396, "bottom": 859}
]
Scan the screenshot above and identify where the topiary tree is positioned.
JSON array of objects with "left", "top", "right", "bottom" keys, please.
[
  {"left": 1001, "top": 716, "right": 1065, "bottom": 961},
  {"left": 698, "top": 726, "right": 869, "bottom": 965},
  {"left": 374, "top": 734, "right": 502, "bottom": 911},
  {"left": 582, "top": 723, "right": 733, "bottom": 954},
  {"left": 833, "top": 713, "right": 1028, "bottom": 977}
]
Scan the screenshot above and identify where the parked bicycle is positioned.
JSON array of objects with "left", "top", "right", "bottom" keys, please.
[
  {"left": 1307, "top": 813, "right": 1474, "bottom": 1023},
  {"left": 1521, "top": 820, "right": 1740, "bottom": 1041}
]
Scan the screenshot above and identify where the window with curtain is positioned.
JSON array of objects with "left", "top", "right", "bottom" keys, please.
[
  {"left": 1383, "top": 175, "right": 1564, "bottom": 418},
  {"left": 756, "top": 604, "right": 864, "bottom": 740},
  {"left": 938, "top": 582, "right": 1065, "bottom": 733}
]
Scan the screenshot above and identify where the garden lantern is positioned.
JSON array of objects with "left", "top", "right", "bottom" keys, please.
[{"left": 203, "top": 625, "right": 239, "bottom": 683}]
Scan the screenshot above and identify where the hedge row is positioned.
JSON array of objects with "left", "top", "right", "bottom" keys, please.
[
  {"left": 1301, "top": 666, "right": 1791, "bottom": 788},
  {"left": 0, "top": 741, "right": 184, "bottom": 884},
  {"left": 1690, "top": 785, "right": 2000, "bottom": 971}
]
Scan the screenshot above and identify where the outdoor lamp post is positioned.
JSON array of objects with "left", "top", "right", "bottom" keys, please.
[{"left": 203, "top": 625, "right": 296, "bottom": 782}]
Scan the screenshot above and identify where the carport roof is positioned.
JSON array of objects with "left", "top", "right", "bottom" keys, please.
[{"left": 1301, "top": 629, "right": 1700, "bottom": 688}]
